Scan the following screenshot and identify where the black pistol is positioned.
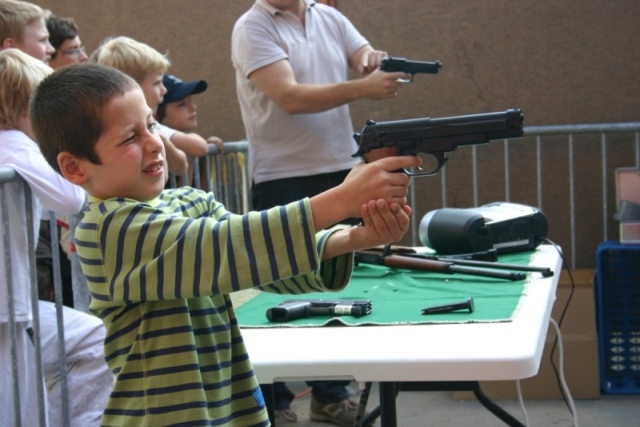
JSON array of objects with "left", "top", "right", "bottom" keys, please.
[
  {"left": 380, "top": 56, "right": 442, "bottom": 82},
  {"left": 352, "top": 109, "right": 524, "bottom": 176},
  {"left": 266, "top": 299, "right": 372, "bottom": 323}
]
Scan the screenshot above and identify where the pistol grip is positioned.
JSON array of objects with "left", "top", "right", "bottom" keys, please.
[{"left": 362, "top": 147, "right": 401, "bottom": 164}]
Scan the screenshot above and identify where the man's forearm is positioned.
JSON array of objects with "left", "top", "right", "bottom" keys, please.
[{"left": 277, "top": 79, "right": 365, "bottom": 114}]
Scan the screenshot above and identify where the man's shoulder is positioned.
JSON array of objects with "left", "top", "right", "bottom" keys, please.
[
  {"left": 233, "top": 1, "right": 273, "bottom": 31},
  {"left": 312, "top": 1, "right": 348, "bottom": 20}
]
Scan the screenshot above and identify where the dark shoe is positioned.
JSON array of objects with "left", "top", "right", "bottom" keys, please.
[
  {"left": 275, "top": 408, "right": 298, "bottom": 424},
  {"left": 309, "top": 396, "right": 358, "bottom": 427}
]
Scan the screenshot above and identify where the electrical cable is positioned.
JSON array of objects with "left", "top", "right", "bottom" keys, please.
[
  {"left": 542, "top": 238, "right": 577, "bottom": 418},
  {"left": 549, "top": 317, "right": 579, "bottom": 427},
  {"left": 516, "top": 379, "right": 530, "bottom": 427},
  {"left": 542, "top": 238, "right": 575, "bottom": 415}
]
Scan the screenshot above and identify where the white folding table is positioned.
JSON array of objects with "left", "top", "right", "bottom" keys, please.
[{"left": 240, "top": 244, "right": 562, "bottom": 426}]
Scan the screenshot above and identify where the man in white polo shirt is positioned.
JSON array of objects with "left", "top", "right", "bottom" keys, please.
[{"left": 232, "top": 1, "right": 408, "bottom": 425}]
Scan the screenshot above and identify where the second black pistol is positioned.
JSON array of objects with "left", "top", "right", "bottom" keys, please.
[
  {"left": 266, "top": 299, "right": 372, "bottom": 323},
  {"left": 380, "top": 56, "right": 442, "bottom": 82}
]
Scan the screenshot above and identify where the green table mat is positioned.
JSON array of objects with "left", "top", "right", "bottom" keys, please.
[{"left": 236, "top": 251, "right": 536, "bottom": 328}]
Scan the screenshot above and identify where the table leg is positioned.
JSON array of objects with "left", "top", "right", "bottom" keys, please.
[
  {"left": 262, "top": 383, "right": 276, "bottom": 426},
  {"left": 354, "top": 381, "right": 373, "bottom": 427},
  {"left": 368, "top": 381, "right": 524, "bottom": 427},
  {"left": 471, "top": 382, "right": 524, "bottom": 427},
  {"left": 378, "top": 382, "right": 397, "bottom": 427}
]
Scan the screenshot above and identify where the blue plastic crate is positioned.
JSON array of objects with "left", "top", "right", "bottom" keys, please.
[{"left": 596, "top": 240, "right": 640, "bottom": 394}]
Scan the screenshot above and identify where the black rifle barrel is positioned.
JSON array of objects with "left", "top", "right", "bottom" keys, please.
[
  {"left": 438, "top": 257, "right": 553, "bottom": 277},
  {"left": 400, "top": 253, "right": 554, "bottom": 277},
  {"left": 444, "top": 264, "right": 526, "bottom": 281},
  {"left": 355, "top": 252, "right": 526, "bottom": 282}
]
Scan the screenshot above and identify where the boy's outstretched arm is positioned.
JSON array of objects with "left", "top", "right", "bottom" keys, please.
[
  {"left": 321, "top": 199, "right": 412, "bottom": 260},
  {"left": 309, "top": 156, "right": 421, "bottom": 231}
]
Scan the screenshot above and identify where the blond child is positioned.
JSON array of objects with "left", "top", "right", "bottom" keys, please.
[
  {"left": 30, "top": 62, "right": 419, "bottom": 425},
  {"left": 0, "top": 0, "right": 54, "bottom": 64},
  {"left": 90, "top": 36, "right": 211, "bottom": 179}
]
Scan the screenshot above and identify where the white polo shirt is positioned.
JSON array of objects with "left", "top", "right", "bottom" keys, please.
[{"left": 232, "top": 0, "right": 368, "bottom": 184}]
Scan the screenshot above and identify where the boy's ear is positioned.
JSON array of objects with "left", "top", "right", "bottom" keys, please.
[
  {"left": 57, "top": 152, "right": 88, "bottom": 185},
  {"left": 2, "top": 38, "right": 16, "bottom": 49}
]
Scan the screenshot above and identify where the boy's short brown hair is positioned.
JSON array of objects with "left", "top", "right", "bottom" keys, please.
[
  {"left": 0, "top": 48, "right": 50, "bottom": 130},
  {"left": 0, "top": 0, "right": 45, "bottom": 43},
  {"left": 45, "top": 12, "right": 79, "bottom": 56},
  {"left": 89, "top": 36, "right": 170, "bottom": 83},
  {"left": 29, "top": 63, "right": 139, "bottom": 174}
]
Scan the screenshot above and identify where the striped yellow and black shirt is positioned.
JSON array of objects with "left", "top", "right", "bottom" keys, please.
[{"left": 75, "top": 187, "right": 353, "bottom": 426}]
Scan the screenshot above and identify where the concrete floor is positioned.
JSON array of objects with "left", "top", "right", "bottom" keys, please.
[{"left": 276, "top": 381, "right": 639, "bottom": 427}]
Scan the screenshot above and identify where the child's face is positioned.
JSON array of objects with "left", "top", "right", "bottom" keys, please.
[
  {"left": 161, "top": 95, "right": 198, "bottom": 131},
  {"left": 49, "top": 36, "right": 87, "bottom": 70},
  {"left": 71, "top": 88, "right": 167, "bottom": 201},
  {"left": 15, "top": 18, "right": 54, "bottom": 64},
  {"left": 139, "top": 71, "right": 167, "bottom": 114}
]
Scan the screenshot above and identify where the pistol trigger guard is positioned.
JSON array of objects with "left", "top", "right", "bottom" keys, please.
[
  {"left": 397, "top": 75, "right": 413, "bottom": 84},
  {"left": 404, "top": 152, "right": 448, "bottom": 176},
  {"left": 428, "top": 153, "right": 449, "bottom": 175}
]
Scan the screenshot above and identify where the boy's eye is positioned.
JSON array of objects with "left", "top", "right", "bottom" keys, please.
[{"left": 149, "top": 121, "right": 160, "bottom": 131}]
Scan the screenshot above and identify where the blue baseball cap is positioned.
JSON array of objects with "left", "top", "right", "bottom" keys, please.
[{"left": 161, "top": 74, "right": 208, "bottom": 104}]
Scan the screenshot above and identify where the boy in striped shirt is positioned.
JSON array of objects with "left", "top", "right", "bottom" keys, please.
[{"left": 29, "top": 63, "right": 420, "bottom": 426}]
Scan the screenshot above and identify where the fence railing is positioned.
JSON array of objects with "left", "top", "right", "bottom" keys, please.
[
  {"left": 194, "top": 141, "right": 250, "bottom": 214},
  {"left": 2, "top": 122, "right": 639, "bottom": 425},
  {"left": 1, "top": 169, "right": 63, "bottom": 427},
  {"left": 524, "top": 123, "right": 639, "bottom": 268},
  {"left": 409, "top": 122, "right": 640, "bottom": 269}
]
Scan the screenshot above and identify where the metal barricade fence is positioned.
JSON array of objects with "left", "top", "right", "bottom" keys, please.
[
  {"left": 409, "top": 122, "right": 640, "bottom": 269},
  {"left": 1, "top": 167, "right": 67, "bottom": 427},
  {"left": 523, "top": 123, "right": 640, "bottom": 268},
  {"left": 191, "top": 141, "right": 250, "bottom": 214}
]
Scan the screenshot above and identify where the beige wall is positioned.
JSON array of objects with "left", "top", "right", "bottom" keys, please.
[
  {"left": 35, "top": 0, "right": 640, "bottom": 267},
  {"left": 37, "top": 0, "right": 640, "bottom": 143}
]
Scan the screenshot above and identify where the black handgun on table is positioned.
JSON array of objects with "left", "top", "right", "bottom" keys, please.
[
  {"left": 352, "top": 108, "right": 524, "bottom": 176},
  {"left": 380, "top": 56, "right": 442, "bottom": 82},
  {"left": 266, "top": 299, "right": 372, "bottom": 323}
]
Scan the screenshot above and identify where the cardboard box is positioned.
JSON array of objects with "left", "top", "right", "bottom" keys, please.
[
  {"left": 455, "top": 268, "right": 600, "bottom": 400},
  {"left": 620, "top": 222, "right": 640, "bottom": 245},
  {"left": 616, "top": 167, "right": 640, "bottom": 205},
  {"left": 616, "top": 168, "right": 640, "bottom": 244}
]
